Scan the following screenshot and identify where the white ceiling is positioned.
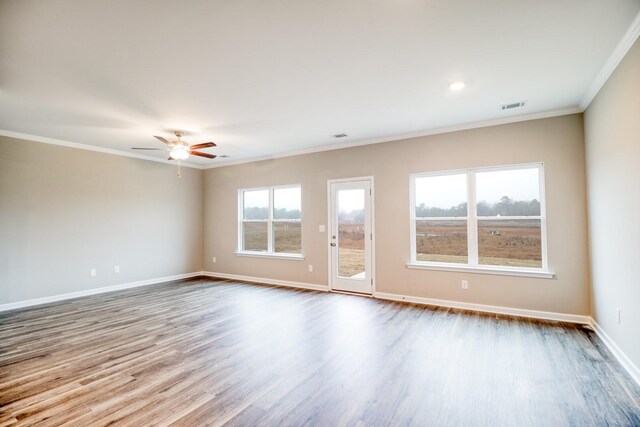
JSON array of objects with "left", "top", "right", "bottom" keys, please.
[{"left": 1, "top": 0, "right": 639, "bottom": 167}]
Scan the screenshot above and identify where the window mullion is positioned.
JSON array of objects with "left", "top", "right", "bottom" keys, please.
[
  {"left": 467, "top": 171, "right": 479, "bottom": 266},
  {"left": 539, "top": 164, "right": 548, "bottom": 271},
  {"left": 268, "top": 188, "right": 274, "bottom": 253},
  {"left": 410, "top": 175, "right": 417, "bottom": 263},
  {"left": 239, "top": 190, "right": 244, "bottom": 252}
]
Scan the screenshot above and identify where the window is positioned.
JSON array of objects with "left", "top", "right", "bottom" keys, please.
[
  {"left": 238, "top": 185, "right": 302, "bottom": 257},
  {"left": 411, "top": 163, "right": 548, "bottom": 274},
  {"left": 414, "top": 173, "right": 468, "bottom": 264}
]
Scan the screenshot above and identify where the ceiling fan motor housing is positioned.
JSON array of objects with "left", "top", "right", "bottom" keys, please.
[{"left": 132, "top": 131, "right": 217, "bottom": 160}]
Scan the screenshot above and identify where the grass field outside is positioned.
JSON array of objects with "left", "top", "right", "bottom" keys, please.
[
  {"left": 416, "top": 219, "right": 542, "bottom": 268},
  {"left": 242, "top": 222, "right": 301, "bottom": 254},
  {"left": 242, "top": 219, "right": 542, "bottom": 274},
  {"left": 337, "top": 223, "right": 366, "bottom": 277},
  {"left": 338, "top": 248, "right": 366, "bottom": 278}
]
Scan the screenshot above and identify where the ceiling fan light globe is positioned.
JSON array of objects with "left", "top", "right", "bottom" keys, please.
[{"left": 169, "top": 147, "right": 190, "bottom": 160}]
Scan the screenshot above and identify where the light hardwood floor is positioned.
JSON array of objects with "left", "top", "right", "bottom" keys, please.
[{"left": 1, "top": 277, "right": 639, "bottom": 426}]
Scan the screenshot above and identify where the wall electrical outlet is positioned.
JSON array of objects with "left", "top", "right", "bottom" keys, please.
[
  {"left": 114, "top": 265, "right": 120, "bottom": 274},
  {"left": 461, "top": 280, "right": 469, "bottom": 290},
  {"left": 308, "top": 265, "right": 313, "bottom": 272},
  {"left": 319, "top": 225, "right": 326, "bottom": 232},
  {"left": 212, "top": 257, "right": 217, "bottom": 263},
  {"left": 617, "top": 308, "right": 621, "bottom": 324},
  {"left": 90, "top": 268, "right": 96, "bottom": 277}
]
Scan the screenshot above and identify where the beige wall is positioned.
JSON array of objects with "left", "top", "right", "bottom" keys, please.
[
  {"left": 584, "top": 38, "right": 640, "bottom": 368},
  {"left": 0, "top": 136, "right": 204, "bottom": 304},
  {"left": 204, "top": 114, "right": 590, "bottom": 315},
  {"left": 0, "top": 114, "right": 593, "bottom": 318}
]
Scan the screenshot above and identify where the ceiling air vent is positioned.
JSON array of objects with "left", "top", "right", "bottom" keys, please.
[
  {"left": 500, "top": 101, "right": 526, "bottom": 110},
  {"left": 332, "top": 133, "right": 348, "bottom": 138}
]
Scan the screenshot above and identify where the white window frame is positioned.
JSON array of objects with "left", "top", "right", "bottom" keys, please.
[
  {"left": 408, "top": 163, "right": 554, "bottom": 278},
  {"left": 237, "top": 184, "right": 304, "bottom": 260}
]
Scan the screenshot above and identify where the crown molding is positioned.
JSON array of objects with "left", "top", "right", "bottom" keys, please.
[
  {"left": 1, "top": 106, "right": 582, "bottom": 172},
  {"left": 580, "top": 10, "right": 640, "bottom": 110},
  {"left": 203, "top": 106, "right": 583, "bottom": 169},
  {"left": 0, "top": 129, "right": 205, "bottom": 169}
]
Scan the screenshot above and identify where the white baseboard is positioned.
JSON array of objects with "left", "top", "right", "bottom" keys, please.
[
  {"left": 373, "top": 291, "right": 591, "bottom": 324},
  {"left": 590, "top": 319, "right": 640, "bottom": 387},
  {"left": 202, "top": 273, "right": 589, "bottom": 324},
  {"left": 0, "top": 272, "right": 204, "bottom": 313},
  {"left": 202, "top": 271, "right": 328, "bottom": 292}
]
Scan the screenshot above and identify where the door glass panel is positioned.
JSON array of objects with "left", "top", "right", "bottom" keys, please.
[{"left": 337, "top": 189, "right": 365, "bottom": 279}]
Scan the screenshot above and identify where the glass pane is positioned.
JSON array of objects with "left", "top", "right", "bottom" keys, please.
[
  {"left": 415, "top": 174, "right": 467, "bottom": 217},
  {"left": 416, "top": 220, "right": 468, "bottom": 264},
  {"left": 243, "top": 222, "right": 268, "bottom": 251},
  {"left": 273, "top": 187, "right": 301, "bottom": 220},
  {"left": 338, "top": 189, "right": 365, "bottom": 278},
  {"left": 274, "top": 222, "right": 301, "bottom": 254},
  {"left": 478, "top": 219, "right": 542, "bottom": 268},
  {"left": 243, "top": 190, "right": 269, "bottom": 220},
  {"left": 476, "top": 168, "right": 540, "bottom": 216}
]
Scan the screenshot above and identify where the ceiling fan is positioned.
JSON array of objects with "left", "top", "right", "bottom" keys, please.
[{"left": 131, "top": 131, "right": 217, "bottom": 160}]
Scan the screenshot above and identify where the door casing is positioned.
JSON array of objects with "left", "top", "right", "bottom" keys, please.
[{"left": 327, "top": 176, "right": 376, "bottom": 294}]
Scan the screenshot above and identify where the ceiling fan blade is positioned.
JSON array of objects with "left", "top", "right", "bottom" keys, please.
[
  {"left": 190, "top": 151, "right": 216, "bottom": 159},
  {"left": 131, "top": 147, "right": 162, "bottom": 150},
  {"left": 154, "top": 135, "right": 172, "bottom": 145},
  {"left": 190, "top": 142, "right": 216, "bottom": 150}
]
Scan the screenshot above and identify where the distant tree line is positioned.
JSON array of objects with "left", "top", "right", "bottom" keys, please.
[
  {"left": 417, "top": 196, "right": 540, "bottom": 217},
  {"left": 339, "top": 209, "right": 365, "bottom": 223},
  {"left": 245, "top": 196, "right": 539, "bottom": 220},
  {"left": 244, "top": 207, "right": 301, "bottom": 220},
  {"left": 478, "top": 197, "right": 540, "bottom": 216},
  {"left": 417, "top": 203, "right": 468, "bottom": 217}
]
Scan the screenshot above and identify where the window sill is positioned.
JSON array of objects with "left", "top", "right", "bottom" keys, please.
[
  {"left": 405, "top": 262, "right": 555, "bottom": 279},
  {"left": 235, "top": 251, "right": 305, "bottom": 261}
]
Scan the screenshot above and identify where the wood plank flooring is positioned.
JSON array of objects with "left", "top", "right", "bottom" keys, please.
[{"left": 1, "top": 277, "right": 639, "bottom": 426}]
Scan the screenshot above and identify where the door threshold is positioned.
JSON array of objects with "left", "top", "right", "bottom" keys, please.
[{"left": 330, "top": 289, "right": 373, "bottom": 298}]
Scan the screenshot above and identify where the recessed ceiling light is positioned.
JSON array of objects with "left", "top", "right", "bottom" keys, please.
[{"left": 449, "top": 81, "right": 466, "bottom": 91}]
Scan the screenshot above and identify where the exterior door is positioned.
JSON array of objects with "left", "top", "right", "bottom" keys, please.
[{"left": 328, "top": 178, "right": 373, "bottom": 294}]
